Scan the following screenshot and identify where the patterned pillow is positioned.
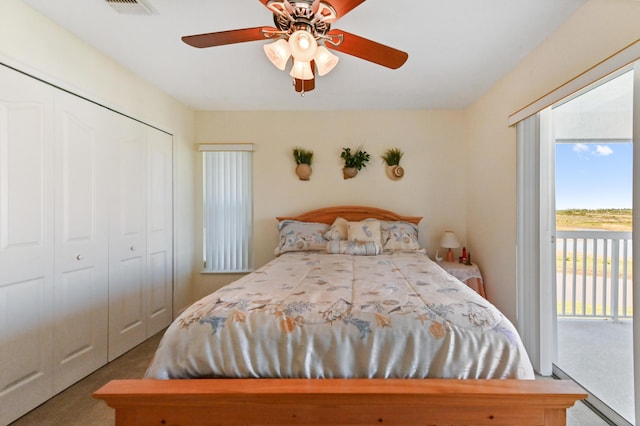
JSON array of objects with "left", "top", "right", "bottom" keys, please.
[
  {"left": 380, "top": 221, "right": 424, "bottom": 252},
  {"left": 323, "top": 216, "right": 349, "bottom": 241},
  {"left": 274, "top": 220, "right": 330, "bottom": 255},
  {"left": 326, "top": 240, "right": 382, "bottom": 256},
  {"left": 347, "top": 219, "right": 382, "bottom": 245}
]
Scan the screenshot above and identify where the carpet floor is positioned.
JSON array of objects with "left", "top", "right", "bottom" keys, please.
[
  {"left": 10, "top": 330, "right": 164, "bottom": 426},
  {"left": 10, "top": 329, "right": 607, "bottom": 425}
]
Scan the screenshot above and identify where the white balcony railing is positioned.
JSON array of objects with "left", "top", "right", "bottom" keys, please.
[{"left": 556, "top": 230, "right": 633, "bottom": 321}]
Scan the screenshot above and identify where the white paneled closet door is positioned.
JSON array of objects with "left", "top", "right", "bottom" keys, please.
[
  {"left": 52, "top": 91, "right": 109, "bottom": 392},
  {"left": 0, "top": 67, "right": 55, "bottom": 425},
  {"left": 108, "top": 116, "right": 147, "bottom": 361},
  {"left": 145, "top": 127, "right": 173, "bottom": 337},
  {"left": 108, "top": 123, "right": 173, "bottom": 360}
]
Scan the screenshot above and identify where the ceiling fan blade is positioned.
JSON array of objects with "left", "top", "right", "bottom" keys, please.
[
  {"left": 311, "top": 0, "right": 321, "bottom": 15},
  {"left": 328, "top": 0, "right": 365, "bottom": 20},
  {"left": 182, "top": 27, "right": 277, "bottom": 48},
  {"left": 326, "top": 29, "right": 408, "bottom": 69},
  {"left": 295, "top": 78, "right": 316, "bottom": 93}
]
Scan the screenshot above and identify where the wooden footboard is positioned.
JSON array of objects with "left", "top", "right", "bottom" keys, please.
[{"left": 94, "top": 378, "right": 586, "bottom": 425}]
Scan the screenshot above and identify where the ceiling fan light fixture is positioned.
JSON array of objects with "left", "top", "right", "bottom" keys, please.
[
  {"left": 181, "top": 0, "right": 408, "bottom": 93},
  {"left": 263, "top": 38, "right": 291, "bottom": 70},
  {"left": 314, "top": 45, "right": 339, "bottom": 76},
  {"left": 288, "top": 30, "right": 318, "bottom": 62},
  {"left": 289, "top": 60, "right": 314, "bottom": 80}
]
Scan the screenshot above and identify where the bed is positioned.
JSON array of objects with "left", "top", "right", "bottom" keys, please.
[{"left": 94, "top": 206, "right": 586, "bottom": 425}]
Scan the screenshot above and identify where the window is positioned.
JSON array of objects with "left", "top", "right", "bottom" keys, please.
[{"left": 200, "top": 144, "right": 254, "bottom": 273}]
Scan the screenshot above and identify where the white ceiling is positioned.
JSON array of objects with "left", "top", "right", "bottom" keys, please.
[{"left": 22, "top": 0, "right": 586, "bottom": 111}]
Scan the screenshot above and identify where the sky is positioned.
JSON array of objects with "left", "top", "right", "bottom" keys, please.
[{"left": 555, "top": 142, "right": 633, "bottom": 209}]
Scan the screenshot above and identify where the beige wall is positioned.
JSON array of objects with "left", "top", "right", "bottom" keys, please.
[
  {"left": 193, "top": 110, "right": 468, "bottom": 299},
  {"left": 0, "top": 0, "right": 198, "bottom": 313},
  {"left": 5, "top": 0, "right": 640, "bottom": 324},
  {"left": 466, "top": 0, "right": 640, "bottom": 321}
]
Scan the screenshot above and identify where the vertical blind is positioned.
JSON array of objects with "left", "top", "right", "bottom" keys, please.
[{"left": 201, "top": 144, "right": 253, "bottom": 272}]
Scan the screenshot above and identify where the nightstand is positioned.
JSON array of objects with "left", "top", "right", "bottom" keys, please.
[{"left": 438, "top": 261, "right": 486, "bottom": 298}]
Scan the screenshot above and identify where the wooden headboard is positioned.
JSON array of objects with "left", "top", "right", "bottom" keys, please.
[{"left": 276, "top": 205, "right": 422, "bottom": 225}]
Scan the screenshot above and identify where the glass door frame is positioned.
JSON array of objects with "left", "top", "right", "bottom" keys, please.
[
  {"left": 516, "top": 61, "right": 639, "bottom": 426},
  {"left": 548, "top": 68, "right": 633, "bottom": 423}
]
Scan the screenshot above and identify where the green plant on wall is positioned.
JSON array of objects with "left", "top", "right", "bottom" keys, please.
[
  {"left": 293, "top": 147, "right": 313, "bottom": 180},
  {"left": 381, "top": 147, "right": 405, "bottom": 180},
  {"left": 341, "top": 146, "right": 370, "bottom": 170},
  {"left": 293, "top": 147, "right": 313, "bottom": 165},
  {"left": 340, "top": 146, "right": 370, "bottom": 179},
  {"left": 381, "top": 148, "right": 403, "bottom": 166}
]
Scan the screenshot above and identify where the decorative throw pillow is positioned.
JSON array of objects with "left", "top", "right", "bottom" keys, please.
[
  {"left": 323, "top": 216, "right": 349, "bottom": 241},
  {"left": 347, "top": 219, "right": 382, "bottom": 245},
  {"left": 274, "top": 220, "right": 329, "bottom": 255},
  {"left": 380, "top": 221, "right": 423, "bottom": 252},
  {"left": 326, "top": 240, "right": 382, "bottom": 256}
]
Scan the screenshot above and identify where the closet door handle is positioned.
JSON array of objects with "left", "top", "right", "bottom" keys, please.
[
  {"left": 76, "top": 254, "right": 84, "bottom": 261},
  {"left": 130, "top": 245, "right": 136, "bottom": 251}
]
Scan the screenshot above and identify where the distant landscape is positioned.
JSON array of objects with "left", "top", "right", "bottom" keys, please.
[{"left": 556, "top": 208, "right": 632, "bottom": 231}]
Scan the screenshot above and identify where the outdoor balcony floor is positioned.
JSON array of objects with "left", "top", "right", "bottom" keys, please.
[{"left": 557, "top": 317, "right": 634, "bottom": 424}]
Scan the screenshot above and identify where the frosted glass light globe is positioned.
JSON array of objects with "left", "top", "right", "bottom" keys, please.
[
  {"left": 289, "top": 60, "right": 314, "bottom": 80},
  {"left": 263, "top": 39, "right": 291, "bottom": 70},
  {"left": 288, "top": 30, "right": 318, "bottom": 62},
  {"left": 314, "top": 46, "right": 339, "bottom": 76}
]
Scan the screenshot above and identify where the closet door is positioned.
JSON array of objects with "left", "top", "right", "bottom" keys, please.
[
  {"left": 145, "top": 127, "right": 173, "bottom": 337},
  {"left": 0, "top": 66, "right": 55, "bottom": 425},
  {"left": 52, "top": 91, "right": 109, "bottom": 392},
  {"left": 108, "top": 116, "right": 147, "bottom": 360}
]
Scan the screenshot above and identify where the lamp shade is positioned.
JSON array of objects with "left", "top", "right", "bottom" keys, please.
[
  {"left": 289, "top": 59, "right": 314, "bottom": 80},
  {"left": 288, "top": 30, "right": 318, "bottom": 62},
  {"left": 440, "top": 231, "right": 461, "bottom": 249},
  {"left": 314, "top": 45, "right": 339, "bottom": 76},
  {"left": 263, "top": 39, "right": 291, "bottom": 70}
]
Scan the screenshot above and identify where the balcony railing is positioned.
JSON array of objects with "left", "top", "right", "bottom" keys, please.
[{"left": 556, "top": 230, "right": 633, "bottom": 321}]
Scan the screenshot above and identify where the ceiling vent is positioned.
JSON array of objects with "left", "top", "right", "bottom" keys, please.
[{"left": 104, "top": 0, "right": 155, "bottom": 15}]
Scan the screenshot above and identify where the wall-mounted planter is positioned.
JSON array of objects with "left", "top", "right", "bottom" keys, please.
[
  {"left": 296, "top": 163, "right": 312, "bottom": 180},
  {"left": 381, "top": 148, "right": 404, "bottom": 181},
  {"left": 293, "top": 147, "right": 313, "bottom": 181},
  {"left": 342, "top": 167, "right": 358, "bottom": 179},
  {"left": 386, "top": 165, "right": 405, "bottom": 180},
  {"left": 340, "top": 147, "right": 370, "bottom": 180}
]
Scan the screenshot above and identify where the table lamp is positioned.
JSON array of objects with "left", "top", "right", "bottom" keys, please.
[{"left": 440, "top": 231, "right": 461, "bottom": 262}]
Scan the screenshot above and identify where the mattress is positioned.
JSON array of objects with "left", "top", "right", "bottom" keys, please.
[{"left": 145, "top": 252, "right": 534, "bottom": 380}]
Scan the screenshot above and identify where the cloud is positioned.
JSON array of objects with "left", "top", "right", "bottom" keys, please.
[
  {"left": 595, "top": 145, "right": 613, "bottom": 156},
  {"left": 573, "top": 143, "right": 589, "bottom": 153},
  {"left": 572, "top": 143, "right": 614, "bottom": 157}
]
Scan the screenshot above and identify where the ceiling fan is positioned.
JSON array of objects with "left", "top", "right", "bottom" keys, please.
[{"left": 181, "top": 0, "right": 408, "bottom": 94}]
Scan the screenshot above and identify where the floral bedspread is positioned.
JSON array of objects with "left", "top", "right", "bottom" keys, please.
[{"left": 145, "top": 252, "right": 534, "bottom": 380}]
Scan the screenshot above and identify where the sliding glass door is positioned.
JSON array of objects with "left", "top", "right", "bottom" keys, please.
[
  {"left": 516, "top": 59, "right": 640, "bottom": 426},
  {"left": 551, "top": 69, "right": 634, "bottom": 425}
]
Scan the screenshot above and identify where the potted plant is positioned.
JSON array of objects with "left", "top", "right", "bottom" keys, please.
[
  {"left": 340, "top": 146, "right": 370, "bottom": 179},
  {"left": 293, "top": 147, "right": 313, "bottom": 180},
  {"left": 381, "top": 147, "right": 405, "bottom": 180}
]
